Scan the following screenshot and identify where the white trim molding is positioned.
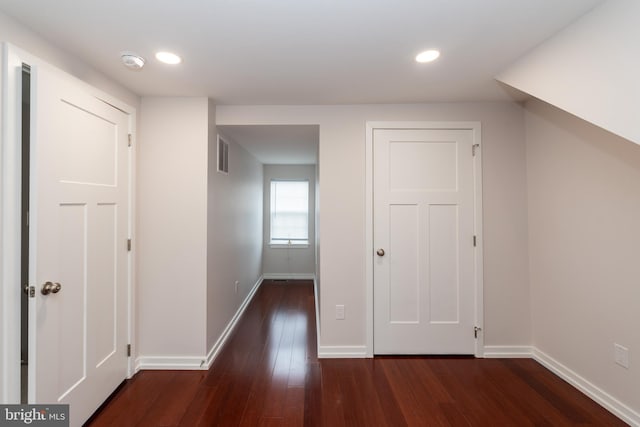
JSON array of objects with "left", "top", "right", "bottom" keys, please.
[
  {"left": 318, "top": 346, "right": 368, "bottom": 359},
  {"left": 204, "top": 275, "right": 264, "bottom": 369},
  {"left": 483, "top": 345, "right": 533, "bottom": 358},
  {"left": 134, "top": 356, "right": 208, "bottom": 371},
  {"left": 262, "top": 273, "right": 315, "bottom": 280},
  {"left": 313, "top": 277, "right": 321, "bottom": 360},
  {"left": 533, "top": 348, "right": 640, "bottom": 427},
  {"left": 1, "top": 42, "right": 24, "bottom": 404},
  {"left": 136, "top": 276, "right": 264, "bottom": 372},
  {"left": 475, "top": 345, "right": 638, "bottom": 425}
]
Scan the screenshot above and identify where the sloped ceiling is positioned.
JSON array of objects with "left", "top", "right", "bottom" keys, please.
[{"left": 497, "top": 0, "right": 639, "bottom": 144}]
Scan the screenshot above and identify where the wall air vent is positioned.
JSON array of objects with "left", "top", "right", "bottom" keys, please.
[{"left": 217, "top": 134, "right": 229, "bottom": 174}]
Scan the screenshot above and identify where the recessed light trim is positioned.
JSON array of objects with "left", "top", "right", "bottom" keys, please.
[
  {"left": 155, "top": 51, "right": 182, "bottom": 65},
  {"left": 415, "top": 49, "right": 441, "bottom": 63},
  {"left": 121, "top": 52, "right": 145, "bottom": 70}
]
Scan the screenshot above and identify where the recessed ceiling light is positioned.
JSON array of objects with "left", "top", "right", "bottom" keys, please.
[
  {"left": 120, "top": 52, "right": 145, "bottom": 70},
  {"left": 155, "top": 51, "right": 182, "bottom": 65},
  {"left": 415, "top": 50, "right": 440, "bottom": 63}
]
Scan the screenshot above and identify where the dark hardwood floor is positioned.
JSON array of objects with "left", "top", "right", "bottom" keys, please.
[{"left": 86, "top": 280, "right": 626, "bottom": 426}]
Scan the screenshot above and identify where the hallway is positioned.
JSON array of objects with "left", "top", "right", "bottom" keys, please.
[{"left": 86, "top": 280, "right": 624, "bottom": 426}]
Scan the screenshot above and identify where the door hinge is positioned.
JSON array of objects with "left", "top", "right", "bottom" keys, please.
[
  {"left": 127, "top": 239, "right": 132, "bottom": 251},
  {"left": 127, "top": 344, "right": 131, "bottom": 357},
  {"left": 474, "top": 326, "right": 482, "bottom": 339},
  {"left": 473, "top": 235, "right": 477, "bottom": 247},
  {"left": 472, "top": 143, "right": 480, "bottom": 156},
  {"left": 128, "top": 134, "right": 132, "bottom": 147},
  {"left": 25, "top": 285, "right": 35, "bottom": 298}
]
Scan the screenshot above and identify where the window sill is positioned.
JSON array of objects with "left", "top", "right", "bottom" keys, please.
[{"left": 269, "top": 241, "right": 309, "bottom": 249}]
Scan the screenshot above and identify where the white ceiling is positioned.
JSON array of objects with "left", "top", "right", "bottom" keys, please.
[
  {"left": 0, "top": 0, "right": 604, "bottom": 164},
  {"left": 219, "top": 125, "right": 318, "bottom": 164},
  {"left": 0, "top": 0, "right": 603, "bottom": 105}
]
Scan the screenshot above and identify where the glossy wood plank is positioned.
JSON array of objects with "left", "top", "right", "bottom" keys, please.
[{"left": 86, "top": 280, "right": 627, "bottom": 427}]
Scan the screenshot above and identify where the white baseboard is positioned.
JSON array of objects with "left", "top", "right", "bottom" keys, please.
[
  {"left": 262, "top": 273, "right": 315, "bottom": 280},
  {"left": 318, "top": 346, "right": 368, "bottom": 358},
  {"left": 306, "top": 277, "right": 364, "bottom": 360},
  {"left": 483, "top": 345, "right": 533, "bottom": 358},
  {"left": 135, "top": 356, "right": 208, "bottom": 371},
  {"left": 313, "top": 277, "right": 321, "bottom": 358},
  {"left": 474, "top": 345, "right": 639, "bottom": 425},
  {"left": 204, "top": 275, "right": 264, "bottom": 368},
  {"left": 533, "top": 347, "right": 640, "bottom": 427},
  {"left": 137, "top": 276, "right": 264, "bottom": 372}
]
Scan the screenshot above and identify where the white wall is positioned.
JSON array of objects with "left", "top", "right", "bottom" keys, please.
[
  {"left": 263, "top": 164, "right": 316, "bottom": 278},
  {"left": 525, "top": 98, "right": 640, "bottom": 416},
  {"left": 216, "top": 102, "right": 531, "bottom": 352},
  {"left": 207, "top": 121, "right": 263, "bottom": 352},
  {"left": 497, "top": 0, "right": 640, "bottom": 144},
  {"left": 130, "top": 97, "right": 266, "bottom": 368},
  {"left": 0, "top": 11, "right": 138, "bottom": 109},
  {"left": 137, "top": 97, "right": 209, "bottom": 361}
]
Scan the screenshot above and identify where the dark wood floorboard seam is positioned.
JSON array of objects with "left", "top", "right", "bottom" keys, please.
[{"left": 86, "top": 280, "right": 628, "bottom": 427}]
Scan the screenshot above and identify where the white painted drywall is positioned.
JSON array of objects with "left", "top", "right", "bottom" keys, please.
[
  {"left": 134, "top": 97, "right": 265, "bottom": 365},
  {"left": 497, "top": 0, "right": 640, "bottom": 144},
  {"left": 207, "top": 116, "right": 263, "bottom": 352},
  {"left": 525, "top": 98, "right": 640, "bottom": 414},
  {"left": 137, "top": 97, "right": 209, "bottom": 358},
  {"left": 0, "top": 11, "right": 138, "bottom": 109},
  {"left": 216, "top": 102, "right": 531, "bottom": 350},
  {"left": 262, "top": 164, "right": 316, "bottom": 277}
]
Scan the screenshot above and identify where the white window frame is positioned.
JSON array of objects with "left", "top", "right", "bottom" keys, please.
[{"left": 269, "top": 180, "right": 310, "bottom": 248}]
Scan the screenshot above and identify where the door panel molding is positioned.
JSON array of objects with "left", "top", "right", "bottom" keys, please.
[
  {"left": 0, "top": 43, "right": 136, "bottom": 411},
  {"left": 29, "top": 63, "right": 130, "bottom": 425},
  {"left": 365, "top": 121, "right": 484, "bottom": 357}
]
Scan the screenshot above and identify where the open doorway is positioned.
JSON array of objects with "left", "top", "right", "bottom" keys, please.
[
  {"left": 20, "top": 64, "right": 31, "bottom": 404},
  {"left": 217, "top": 125, "right": 319, "bottom": 280}
]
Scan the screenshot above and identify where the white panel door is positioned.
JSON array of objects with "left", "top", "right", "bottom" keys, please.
[
  {"left": 28, "top": 65, "right": 129, "bottom": 426},
  {"left": 373, "top": 128, "right": 475, "bottom": 354}
]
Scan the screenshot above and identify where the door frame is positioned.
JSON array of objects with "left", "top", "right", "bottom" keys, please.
[
  {"left": 365, "top": 121, "right": 484, "bottom": 358},
  {"left": 0, "top": 43, "right": 137, "bottom": 403}
]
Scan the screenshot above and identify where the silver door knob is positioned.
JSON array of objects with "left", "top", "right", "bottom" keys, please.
[
  {"left": 377, "top": 249, "right": 385, "bottom": 256},
  {"left": 41, "top": 282, "right": 62, "bottom": 295}
]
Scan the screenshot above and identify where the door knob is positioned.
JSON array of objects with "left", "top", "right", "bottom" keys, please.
[
  {"left": 377, "top": 248, "right": 385, "bottom": 256},
  {"left": 41, "top": 282, "right": 62, "bottom": 295}
]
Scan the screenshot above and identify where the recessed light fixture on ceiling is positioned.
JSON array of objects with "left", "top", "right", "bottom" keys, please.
[
  {"left": 415, "top": 49, "right": 441, "bottom": 63},
  {"left": 155, "top": 51, "right": 182, "bottom": 65},
  {"left": 121, "top": 52, "right": 145, "bottom": 70}
]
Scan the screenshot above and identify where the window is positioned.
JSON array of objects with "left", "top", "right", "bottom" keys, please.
[{"left": 270, "top": 180, "right": 309, "bottom": 245}]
